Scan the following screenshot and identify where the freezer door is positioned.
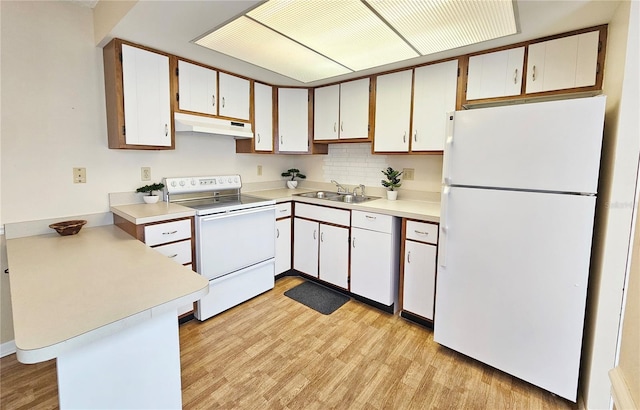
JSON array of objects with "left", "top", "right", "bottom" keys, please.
[
  {"left": 445, "top": 96, "right": 605, "bottom": 194},
  {"left": 435, "top": 186, "right": 596, "bottom": 401}
]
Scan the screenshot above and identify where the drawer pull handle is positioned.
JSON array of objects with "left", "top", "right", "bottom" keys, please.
[
  {"left": 365, "top": 215, "right": 377, "bottom": 220},
  {"left": 212, "top": 94, "right": 215, "bottom": 107},
  {"left": 320, "top": 232, "right": 324, "bottom": 242},
  {"left": 414, "top": 230, "right": 429, "bottom": 235},
  {"left": 168, "top": 254, "right": 178, "bottom": 258},
  {"left": 532, "top": 65, "right": 537, "bottom": 81},
  {"left": 407, "top": 250, "right": 411, "bottom": 263},
  {"left": 276, "top": 228, "right": 280, "bottom": 239},
  {"left": 513, "top": 68, "right": 518, "bottom": 84},
  {"left": 352, "top": 237, "right": 356, "bottom": 248},
  {"left": 313, "top": 229, "right": 317, "bottom": 240},
  {"left": 163, "top": 230, "right": 178, "bottom": 235}
]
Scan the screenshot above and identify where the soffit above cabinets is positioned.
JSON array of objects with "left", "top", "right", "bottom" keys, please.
[{"left": 194, "top": 0, "right": 518, "bottom": 83}]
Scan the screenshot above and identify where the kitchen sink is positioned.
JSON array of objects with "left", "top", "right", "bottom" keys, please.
[{"left": 295, "top": 191, "right": 380, "bottom": 204}]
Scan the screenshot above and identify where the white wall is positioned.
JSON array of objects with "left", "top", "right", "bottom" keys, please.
[{"left": 581, "top": 1, "right": 640, "bottom": 409}]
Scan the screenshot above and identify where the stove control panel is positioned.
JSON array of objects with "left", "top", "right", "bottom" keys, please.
[{"left": 163, "top": 175, "right": 242, "bottom": 194}]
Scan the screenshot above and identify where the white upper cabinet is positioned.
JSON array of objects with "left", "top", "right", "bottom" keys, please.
[
  {"left": 254, "top": 82, "right": 273, "bottom": 152},
  {"left": 526, "top": 31, "right": 600, "bottom": 94},
  {"left": 339, "top": 78, "right": 370, "bottom": 140},
  {"left": 178, "top": 60, "right": 217, "bottom": 115},
  {"left": 466, "top": 47, "right": 525, "bottom": 100},
  {"left": 411, "top": 60, "right": 459, "bottom": 151},
  {"left": 218, "top": 72, "right": 250, "bottom": 121},
  {"left": 278, "top": 88, "right": 309, "bottom": 152},
  {"left": 313, "top": 84, "right": 340, "bottom": 141},
  {"left": 313, "top": 78, "right": 369, "bottom": 141},
  {"left": 373, "top": 69, "right": 413, "bottom": 152},
  {"left": 121, "top": 44, "right": 171, "bottom": 147}
]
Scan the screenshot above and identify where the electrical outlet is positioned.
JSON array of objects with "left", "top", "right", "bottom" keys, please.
[
  {"left": 73, "top": 167, "right": 86, "bottom": 183},
  {"left": 403, "top": 168, "right": 415, "bottom": 181},
  {"left": 257, "top": 165, "right": 263, "bottom": 176},
  {"left": 141, "top": 167, "right": 151, "bottom": 181}
]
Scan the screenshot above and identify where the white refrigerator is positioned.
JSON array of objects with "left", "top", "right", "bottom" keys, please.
[{"left": 434, "top": 96, "right": 606, "bottom": 402}]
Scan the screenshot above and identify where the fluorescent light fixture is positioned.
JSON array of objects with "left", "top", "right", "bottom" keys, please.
[
  {"left": 368, "top": 0, "right": 517, "bottom": 55},
  {"left": 195, "top": 0, "right": 517, "bottom": 83}
]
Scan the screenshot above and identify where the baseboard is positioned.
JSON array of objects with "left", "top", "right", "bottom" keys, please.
[
  {"left": 609, "top": 367, "right": 638, "bottom": 410},
  {"left": 1, "top": 340, "right": 16, "bottom": 358}
]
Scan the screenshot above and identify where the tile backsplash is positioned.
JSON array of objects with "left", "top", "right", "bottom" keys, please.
[{"left": 322, "top": 143, "right": 388, "bottom": 187}]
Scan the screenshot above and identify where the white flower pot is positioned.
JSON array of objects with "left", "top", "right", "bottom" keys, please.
[
  {"left": 287, "top": 181, "right": 298, "bottom": 189},
  {"left": 143, "top": 195, "right": 159, "bottom": 204},
  {"left": 386, "top": 191, "right": 398, "bottom": 201}
]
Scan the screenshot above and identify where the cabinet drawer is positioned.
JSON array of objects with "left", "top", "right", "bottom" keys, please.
[
  {"left": 152, "top": 239, "right": 192, "bottom": 265},
  {"left": 352, "top": 211, "right": 393, "bottom": 233},
  {"left": 406, "top": 220, "right": 438, "bottom": 244},
  {"left": 275, "top": 202, "right": 292, "bottom": 218},
  {"left": 295, "top": 203, "right": 350, "bottom": 226},
  {"left": 145, "top": 219, "right": 191, "bottom": 246}
]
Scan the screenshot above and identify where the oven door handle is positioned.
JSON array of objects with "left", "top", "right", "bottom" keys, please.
[{"left": 198, "top": 205, "right": 275, "bottom": 222}]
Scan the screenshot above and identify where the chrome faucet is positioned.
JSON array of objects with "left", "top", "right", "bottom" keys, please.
[
  {"left": 331, "top": 180, "right": 348, "bottom": 194},
  {"left": 352, "top": 184, "right": 366, "bottom": 197}
]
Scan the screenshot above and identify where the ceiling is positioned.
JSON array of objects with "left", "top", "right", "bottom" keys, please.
[{"left": 99, "top": 0, "right": 621, "bottom": 88}]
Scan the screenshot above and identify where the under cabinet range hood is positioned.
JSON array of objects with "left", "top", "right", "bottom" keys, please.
[{"left": 174, "top": 112, "right": 253, "bottom": 139}]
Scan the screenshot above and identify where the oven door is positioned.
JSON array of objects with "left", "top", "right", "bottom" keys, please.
[{"left": 196, "top": 205, "right": 275, "bottom": 280}]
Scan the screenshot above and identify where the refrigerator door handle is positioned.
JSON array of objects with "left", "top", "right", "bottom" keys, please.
[
  {"left": 442, "top": 113, "right": 454, "bottom": 185},
  {"left": 439, "top": 186, "right": 450, "bottom": 267}
]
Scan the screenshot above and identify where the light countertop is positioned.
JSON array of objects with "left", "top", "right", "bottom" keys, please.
[
  {"left": 110, "top": 202, "right": 195, "bottom": 225},
  {"left": 248, "top": 188, "right": 440, "bottom": 223},
  {"left": 7, "top": 225, "right": 209, "bottom": 364},
  {"left": 110, "top": 188, "right": 440, "bottom": 225}
]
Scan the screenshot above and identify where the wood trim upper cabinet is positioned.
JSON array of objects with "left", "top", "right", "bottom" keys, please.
[
  {"left": 236, "top": 81, "right": 274, "bottom": 154},
  {"left": 462, "top": 25, "right": 607, "bottom": 106},
  {"left": 103, "top": 39, "right": 175, "bottom": 150},
  {"left": 274, "top": 87, "right": 328, "bottom": 155}
]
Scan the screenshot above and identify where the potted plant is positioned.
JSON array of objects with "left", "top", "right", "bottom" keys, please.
[
  {"left": 381, "top": 167, "right": 403, "bottom": 200},
  {"left": 281, "top": 168, "right": 306, "bottom": 189},
  {"left": 136, "top": 182, "right": 165, "bottom": 204}
]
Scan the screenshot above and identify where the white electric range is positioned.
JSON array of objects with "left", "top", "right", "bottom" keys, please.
[{"left": 163, "top": 175, "right": 276, "bottom": 321}]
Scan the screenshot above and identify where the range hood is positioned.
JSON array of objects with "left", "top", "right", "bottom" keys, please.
[{"left": 174, "top": 112, "right": 253, "bottom": 139}]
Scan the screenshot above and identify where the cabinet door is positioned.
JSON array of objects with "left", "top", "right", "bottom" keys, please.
[
  {"left": 314, "top": 84, "right": 339, "bottom": 141},
  {"left": 275, "top": 218, "right": 291, "bottom": 275},
  {"left": 466, "top": 47, "right": 524, "bottom": 100},
  {"left": 339, "top": 78, "right": 370, "bottom": 140},
  {"left": 350, "top": 227, "right": 393, "bottom": 305},
  {"left": 403, "top": 240, "right": 437, "bottom": 320},
  {"left": 319, "top": 224, "right": 349, "bottom": 289},
  {"left": 373, "top": 70, "right": 412, "bottom": 152},
  {"left": 219, "top": 72, "right": 250, "bottom": 120},
  {"left": 412, "top": 60, "right": 458, "bottom": 151},
  {"left": 178, "top": 60, "right": 217, "bottom": 115},
  {"left": 254, "top": 82, "right": 273, "bottom": 151},
  {"left": 278, "top": 88, "right": 309, "bottom": 152},
  {"left": 293, "top": 218, "right": 318, "bottom": 277},
  {"left": 526, "top": 31, "right": 599, "bottom": 94},
  {"left": 121, "top": 44, "right": 171, "bottom": 147}
]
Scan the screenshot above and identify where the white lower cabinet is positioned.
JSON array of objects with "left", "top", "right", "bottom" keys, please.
[
  {"left": 275, "top": 202, "right": 292, "bottom": 275},
  {"left": 293, "top": 217, "right": 319, "bottom": 277},
  {"left": 293, "top": 204, "right": 350, "bottom": 290},
  {"left": 403, "top": 241, "right": 437, "bottom": 320},
  {"left": 401, "top": 219, "right": 439, "bottom": 321},
  {"left": 319, "top": 224, "right": 349, "bottom": 289},
  {"left": 350, "top": 211, "right": 400, "bottom": 307}
]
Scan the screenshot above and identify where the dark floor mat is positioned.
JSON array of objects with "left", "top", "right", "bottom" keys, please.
[{"left": 284, "top": 281, "right": 350, "bottom": 315}]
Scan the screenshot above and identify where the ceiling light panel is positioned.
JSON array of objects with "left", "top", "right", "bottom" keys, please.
[
  {"left": 195, "top": 16, "right": 351, "bottom": 83},
  {"left": 247, "top": 0, "right": 419, "bottom": 72},
  {"left": 367, "top": 0, "right": 517, "bottom": 55}
]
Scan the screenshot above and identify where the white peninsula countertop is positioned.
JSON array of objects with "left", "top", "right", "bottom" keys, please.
[{"left": 7, "top": 224, "right": 209, "bottom": 364}]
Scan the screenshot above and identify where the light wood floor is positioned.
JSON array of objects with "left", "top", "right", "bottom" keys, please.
[{"left": 1, "top": 275, "right": 574, "bottom": 409}]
